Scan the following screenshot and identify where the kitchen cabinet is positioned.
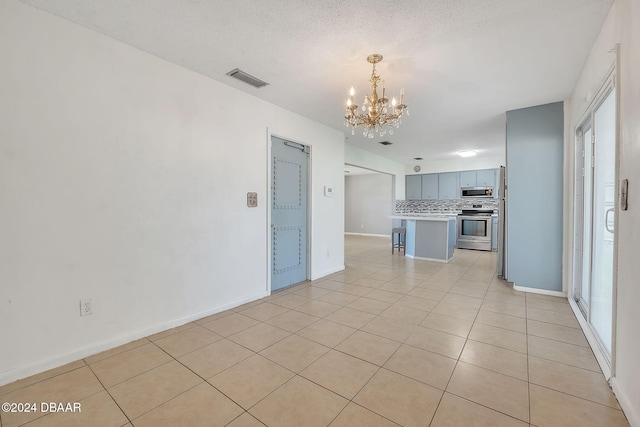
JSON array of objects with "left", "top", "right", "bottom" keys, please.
[
  {"left": 460, "top": 169, "right": 497, "bottom": 188},
  {"left": 438, "top": 172, "right": 459, "bottom": 199},
  {"left": 421, "top": 174, "right": 439, "bottom": 199},
  {"left": 406, "top": 168, "right": 498, "bottom": 200},
  {"left": 477, "top": 169, "right": 497, "bottom": 187},
  {"left": 491, "top": 216, "right": 498, "bottom": 251},
  {"left": 406, "top": 175, "right": 422, "bottom": 199},
  {"left": 459, "top": 171, "right": 477, "bottom": 187}
]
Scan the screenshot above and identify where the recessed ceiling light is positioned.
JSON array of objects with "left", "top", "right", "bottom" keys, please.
[{"left": 458, "top": 150, "right": 477, "bottom": 158}]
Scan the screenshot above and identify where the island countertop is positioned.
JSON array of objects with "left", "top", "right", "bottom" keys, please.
[
  {"left": 390, "top": 216, "right": 456, "bottom": 262},
  {"left": 390, "top": 215, "right": 456, "bottom": 221}
]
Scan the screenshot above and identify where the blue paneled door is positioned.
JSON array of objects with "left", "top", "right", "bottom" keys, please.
[{"left": 271, "top": 136, "right": 308, "bottom": 291}]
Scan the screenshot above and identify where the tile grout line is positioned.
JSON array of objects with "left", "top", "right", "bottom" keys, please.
[
  {"left": 430, "top": 261, "right": 489, "bottom": 426},
  {"left": 6, "top": 238, "right": 626, "bottom": 426},
  {"left": 85, "top": 361, "right": 134, "bottom": 427}
]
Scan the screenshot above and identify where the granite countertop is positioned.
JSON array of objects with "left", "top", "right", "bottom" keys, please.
[
  {"left": 394, "top": 211, "right": 499, "bottom": 217},
  {"left": 390, "top": 215, "right": 456, "bottom": 221},
  {"left": 392, "top": 212, "right": 460, "bottom": 216}
]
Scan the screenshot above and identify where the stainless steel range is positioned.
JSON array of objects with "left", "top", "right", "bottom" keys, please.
[{"left": 457, "top": 209, "right": 493, "bottom": 251}]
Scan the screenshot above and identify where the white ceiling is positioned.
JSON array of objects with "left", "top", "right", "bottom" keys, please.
[{"left": 21, "top": 0, "right": 613, "bottom": 166}]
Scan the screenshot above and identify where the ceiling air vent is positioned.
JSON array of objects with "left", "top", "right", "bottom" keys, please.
[
  {"left": 226, "top": 68, "right": 269, "bottom": 88},
  {"left": 378, "top": 141, "right": 393, "bottom": 146}
]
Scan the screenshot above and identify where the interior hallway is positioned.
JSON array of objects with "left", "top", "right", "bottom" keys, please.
[{"left": 0, "top": 235, "right": 629, "bottom": 426}]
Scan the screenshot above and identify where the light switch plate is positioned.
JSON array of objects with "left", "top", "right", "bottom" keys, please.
[
  {"left": 247, "top": 192, "right": 258, "bottom": 207},
  {"left": 324, "top": 186, "right": 333, "bottom": 197}
]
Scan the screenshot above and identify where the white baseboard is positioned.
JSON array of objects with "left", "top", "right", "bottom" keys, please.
[
  {"left": 0, "top": 291, "right": 268, "bottom": 387},
  {"left": 611, "top": 377, "right": 639, "bottom": 427},
  {"left": 405, "top": 254, "right": 451, "bottom": 263},
  {"left": 513, "top": 285, "right": 567, "bottom": 297},
  {"left": 344, "top": 232, "right": 391, "bottom": 238},
  {"left": 311, "top": 265, "right": 345, "bottom": 281}
]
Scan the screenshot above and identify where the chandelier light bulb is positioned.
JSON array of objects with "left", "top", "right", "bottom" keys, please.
[{"left": 349, "top": 86, "right": 355, "bottom": 96}]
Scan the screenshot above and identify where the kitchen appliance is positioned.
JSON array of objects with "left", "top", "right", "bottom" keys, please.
[
  {"left": 461, "top": 186, "right": 494, "bottom": 198},
  {"left": 497, "top": 166, "right": 506, "bottom": 278},
  {"left": 457, "top": 209, "right": 493, "bottom": 251}
]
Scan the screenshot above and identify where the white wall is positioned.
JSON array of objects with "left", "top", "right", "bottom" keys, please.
[
  {"left": 565, "top": 1, "right": 640, "bottom": 424},
  {"left": 0, "top": 0, "right": 344, "bottom": 385},
  {"left": 345, "top": 143, "right": 405, "bottom": 200},
  {"left": 345, "top": 173, "right": 393, "bottom": 235}
]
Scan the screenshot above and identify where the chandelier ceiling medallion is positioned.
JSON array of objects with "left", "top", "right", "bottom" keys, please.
[{"left": 344, "top": 53, "right": 408, "bottom": 138}]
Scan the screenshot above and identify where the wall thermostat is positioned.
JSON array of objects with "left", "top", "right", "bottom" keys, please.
[
  {"left": 324, "top": 186, "right": 334, "bottom": 197},
  {"left": 414, "top": 165, "right": 421, "bottom": 172}
]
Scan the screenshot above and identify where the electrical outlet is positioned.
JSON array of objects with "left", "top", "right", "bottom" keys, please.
[
  {"left": 80, "top": 299, "right": 93, "bottom": 316},
  {"left": 247, "top": 192, "right": 258, "bottom": 207}
]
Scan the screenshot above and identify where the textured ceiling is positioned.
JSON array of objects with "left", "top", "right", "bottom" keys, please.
[{"left": 20, "top": 0, "right": 613, "bottom": 166}]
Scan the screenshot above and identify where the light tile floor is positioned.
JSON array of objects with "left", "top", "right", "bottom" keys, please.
[{"left": 0, "top": 235, "right": 630, "bottom": 426}]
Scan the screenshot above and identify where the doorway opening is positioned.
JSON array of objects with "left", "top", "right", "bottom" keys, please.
[{"left": 344, "top": 164, "right": 396, "bottom": 237}]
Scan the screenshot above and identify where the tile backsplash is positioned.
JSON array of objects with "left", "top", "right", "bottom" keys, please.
[{"left": 395, "top": 198, "right": 498, "bottom": 214}]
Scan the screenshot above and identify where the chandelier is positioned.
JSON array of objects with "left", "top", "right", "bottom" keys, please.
[{"left": 344, "top": 54, "right": 408, "bottom": 138}]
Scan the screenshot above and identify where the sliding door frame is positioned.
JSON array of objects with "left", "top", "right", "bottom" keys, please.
[{"left": 570, "top": 49, "right": 620, "bottom": 380}]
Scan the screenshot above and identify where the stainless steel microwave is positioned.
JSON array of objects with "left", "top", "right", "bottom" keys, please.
[{"left": 461, "top": 186, "right": 494, "bottom": 198}]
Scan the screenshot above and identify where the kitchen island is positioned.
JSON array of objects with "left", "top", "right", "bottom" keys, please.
[{"left": 390, "top": 215, "right": 456, "bottom": 262}]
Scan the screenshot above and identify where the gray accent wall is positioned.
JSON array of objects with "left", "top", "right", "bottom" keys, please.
[
  {"left": 506, "top": 102, "right": 564, "bottom": 292},
  {"left": 345, "top": 173, "right": 393, "bottom": 236}
]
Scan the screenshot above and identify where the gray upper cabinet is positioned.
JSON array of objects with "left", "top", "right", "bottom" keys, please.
[
  {"left": 438, "top": 172, "right": 459, "bottom": 199},
  {"left": 406, "top": 175, "right": 422, "bottom": 199},
  {"left": 421, "top": 174, "right": 439, "bottom": 199},
  {"left": 459, "top": 171, "right": 476, "bottom": 187},
  {"left": 477, "top": 169, "right": 497, "bottom": 187},
  {"left": 405, "top": 168, "right": 498, "bottom": 200}
]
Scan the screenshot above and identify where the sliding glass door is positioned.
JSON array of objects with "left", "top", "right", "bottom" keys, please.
[
  {"left": 574, "top": 82, "right": 617, "bottom": 362},
  {"left": 590, "top": 89, "right": 616, "bottom": 355}
]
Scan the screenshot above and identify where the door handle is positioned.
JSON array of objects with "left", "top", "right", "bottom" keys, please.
[{"left": 605, "top": 208, "right": 615, "bottom": 233}]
